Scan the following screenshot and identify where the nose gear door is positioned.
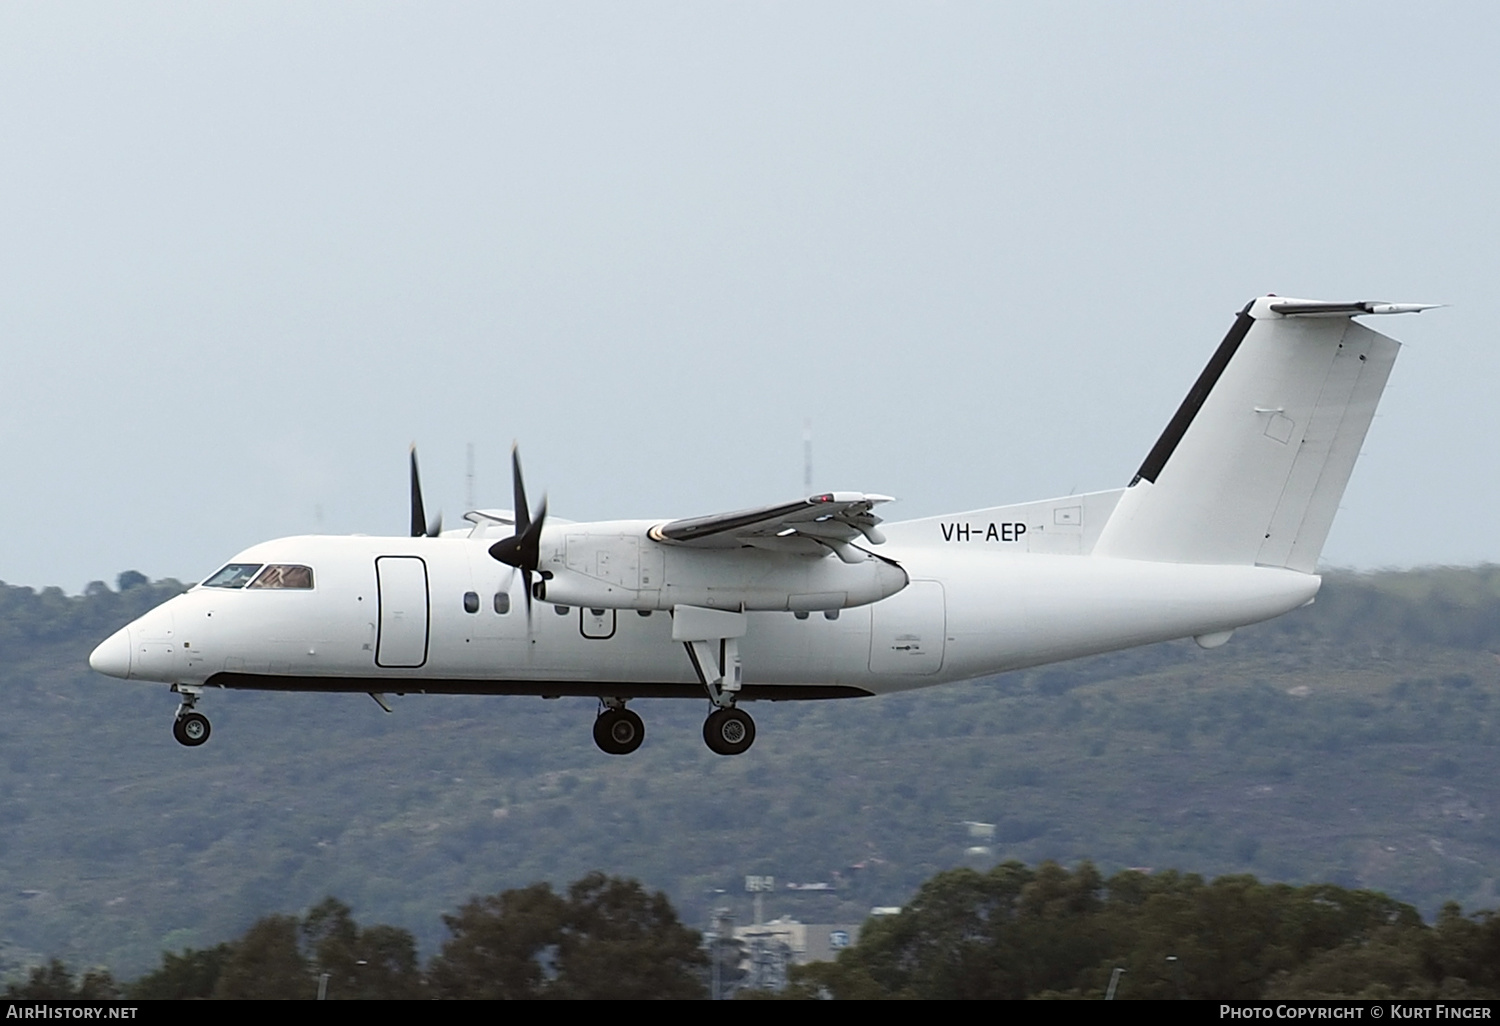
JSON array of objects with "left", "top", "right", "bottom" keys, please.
[{"left": 375, "top": 556, "right": 430, "bottom": 668}]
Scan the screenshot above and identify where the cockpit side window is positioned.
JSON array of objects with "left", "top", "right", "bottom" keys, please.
[
  {"left": 247, "top": 564, "right": 315, "bottom": 589},
  {"left": 203, "top": 564, "right": 264, "bottom": 589}
]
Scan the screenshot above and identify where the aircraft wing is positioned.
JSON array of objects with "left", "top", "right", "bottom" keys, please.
[{"left": 648, "top": 492, "right": 894, "bottom": 559}]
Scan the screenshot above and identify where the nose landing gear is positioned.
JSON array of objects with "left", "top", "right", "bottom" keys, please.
[
  {"left": 171, "top": 684, "right": 211, "bottom": 747},
  {"left": 592, "top": 701, "right": 645, "bottom": 755}
]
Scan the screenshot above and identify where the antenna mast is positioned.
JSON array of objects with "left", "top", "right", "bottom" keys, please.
[
  {"left": 803, "top": 419, "right": 812, "bottom": 493},
  {"left": 466, "top": 442, "right": 475, "bottom": 509}
]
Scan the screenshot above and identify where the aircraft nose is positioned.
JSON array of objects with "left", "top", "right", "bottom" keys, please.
[{"left": 89, "top": 627, "right": 132, "bottom": 679}]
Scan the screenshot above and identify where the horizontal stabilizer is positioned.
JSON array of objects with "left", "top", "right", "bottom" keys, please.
[{"left": 1268, "top": 299, "right": 1439, "bottom": 317}]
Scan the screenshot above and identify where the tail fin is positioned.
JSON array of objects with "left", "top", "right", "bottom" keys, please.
[{"left": 1093, "top": 296, "right": 1428, "bottom": 571}]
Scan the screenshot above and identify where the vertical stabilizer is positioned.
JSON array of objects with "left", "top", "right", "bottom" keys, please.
[{"left": 1093, "top": 297, "right": 1415, "bottom": 571}]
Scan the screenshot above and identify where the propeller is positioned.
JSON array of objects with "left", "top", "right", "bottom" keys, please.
[
  {"left": 409, "top": 445, "right": 442, "bottom": 538},
  {"left": 488, "top": 445, "right": 547, "bottom": 623}
]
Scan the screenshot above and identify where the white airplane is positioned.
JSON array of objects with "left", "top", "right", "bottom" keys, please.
[{"left": 89, "top": 296, "right": 1434, "bottom": 755}]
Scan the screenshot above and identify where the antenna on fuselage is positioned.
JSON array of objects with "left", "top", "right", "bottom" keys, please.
[
  {"left": 466, "top": 442, "right": 475, "bottom": 509},
  {"left": 803, "top": 418, "right": 813, "bottom": 493}
]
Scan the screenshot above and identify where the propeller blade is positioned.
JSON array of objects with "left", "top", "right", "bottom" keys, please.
[
  {"left": 519, "top": 495, "right": 546, "bottom": 566},
  {"left": 489, "top": 497, "right": 546, "bottom": 562},
  {"left": 521, "top": 567, "right": 534, "bottom": 630},
  {"left": 489, "top": 446, "right": 548, "bottom": 634},
  {"left": 511, "top": 445, "right": 530, "bottom": 537},
  {"left": 409, "top": 445, "right": 427, "bottom": 538},
  {"left": 490, "top": 448, "right": 547, "bottom": 567},
  {"left": 409, "top": 446, "right": 443, "bottom": 538}
]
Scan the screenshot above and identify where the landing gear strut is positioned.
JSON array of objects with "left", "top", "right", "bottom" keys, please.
[
  {"left": 674, "top": 606, "right": 758, "bottom": 756},
  {"left": 593, "top": 701, "right": 645, "bottom": 755},
  {"left": 171, "top": 684, "right": 211, "bottom": 747}
]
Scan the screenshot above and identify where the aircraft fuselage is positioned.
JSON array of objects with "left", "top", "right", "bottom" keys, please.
[{"left": 93, "top": 530, "right": 1318, "bottom": 701}]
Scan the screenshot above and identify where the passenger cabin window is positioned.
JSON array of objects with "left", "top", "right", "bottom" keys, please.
[
  {"left": 203, "top": 564, "right": 263, "bottom": 589},
  {"left": 463, "top": 592, "right": 480, "bottom": 614},
  {"left": 494, "top": 592, "right": 510, "bottom": 615},
  {"left": 247, "top": 564, "right": 314, "bottom": 589}
]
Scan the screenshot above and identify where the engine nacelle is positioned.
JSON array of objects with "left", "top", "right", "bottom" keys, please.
[{"left": 534, "top": 525, "right": 909, "bottom": 612}]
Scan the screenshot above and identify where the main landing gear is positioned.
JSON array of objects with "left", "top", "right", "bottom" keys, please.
[
  {"left": 586, "top": 701, "right": 757, "bottom": 756},
  {"left": 593, "top": 700, "right": 645, "bottom": 755},
  {"left": 584, "top": 605, "right": 764, "bottom": 757},
  {"left": 683, "top": 636, "right": 757, "bottom": 756},
  {"left": 588, "top": 698, "right": 756, "bottom": 756},
  {"left": 171, "top": 684, "right": 211, "bottom": 747},
  {"left": 703, "top": 706, "right": 755, "bottom": 756},
  {"left": 678, "top": 605, "right": 758, "bottom": 757}
]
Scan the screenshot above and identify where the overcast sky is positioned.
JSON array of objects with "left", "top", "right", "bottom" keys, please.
[{"left": 1, "top": 2, "right": 1494, "bottom": 591}]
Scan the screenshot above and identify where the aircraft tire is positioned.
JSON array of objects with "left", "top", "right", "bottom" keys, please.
[
  {"left": 173, "top": 712, "right": 211, "bottom": 747},
  {"left": 593, "top": 708, "right": 645, "bottom": 755},
  {"left": 702, "top": 707, "right": 755, "bottom": 756}
]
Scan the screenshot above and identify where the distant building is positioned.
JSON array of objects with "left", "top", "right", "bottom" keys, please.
[
  {"left": 962, "top": 820, "right": 997, "bottom": 841},
  {"left": 734, "top": 917, "right": 865, "bottom": 967}
]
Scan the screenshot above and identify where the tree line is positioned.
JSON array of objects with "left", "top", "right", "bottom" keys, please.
[
  {"left": 781, "top": 861, "right": 1500, "bottom": 999},
  {"left": 11, "top": 863, "right": 1500, "bottom": 999},
  {"left": 6, "top": 873, "right": 707, "bottom": 1000}
]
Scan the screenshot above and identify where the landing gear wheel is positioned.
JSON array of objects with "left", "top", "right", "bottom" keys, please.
[
  {"left": 593, "top": 708, "right": 645, "bottom": 755},
  {"left": 173, "top": 712, "right": 211, "bottom": 747},
  {"left": 702, "top": 707, "right": 755, "bottom": 756}
]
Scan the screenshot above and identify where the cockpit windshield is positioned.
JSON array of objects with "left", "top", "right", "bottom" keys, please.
[
  {"left": 202, "top": 563, "right": 263, "bottom": 589},
  {"left": 248, "top": 564, "right": 314, "bottom": 589}
]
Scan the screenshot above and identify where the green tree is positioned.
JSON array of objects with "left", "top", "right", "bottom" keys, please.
[
  {"left": 428, "top": 874, "right": 706, "bottom": 999},
  {"left": 129, "top": 944, "right": 232, "bottom": 1000},
  {"left": 301, "top": 897, "right": 423, "bottom": 999},
  {"left": 816, "top": 861, "right": 1108, "bottom": 999},
  {"left": 5, "top": 959, "right": 117, "bottom": 999},
  {"left": 211, "top": 915, "right": 309, "bottom": 999},
  {"left": 428, "top": 882, "right": 569, "bottom": 999},
  {"left": 795, "top": 861, "right": 1440, "bottom": 1000},
  {"left": 1265, "top": 928, "right": 1432, "bottom": 999},
  {"left": 115, "top": 570, "right": 148, "bottom": 592},
  {"left": 552, "top": 873, "right": 707, "bottom": 1000}
]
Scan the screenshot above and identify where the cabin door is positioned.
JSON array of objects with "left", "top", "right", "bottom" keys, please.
[{"left": 375, "top": 556, "right": 430, "bottom": 668}]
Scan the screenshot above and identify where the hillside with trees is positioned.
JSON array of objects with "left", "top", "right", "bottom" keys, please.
[{"left": 1, "top": 566, "right": 1498, "bottom": 980}]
